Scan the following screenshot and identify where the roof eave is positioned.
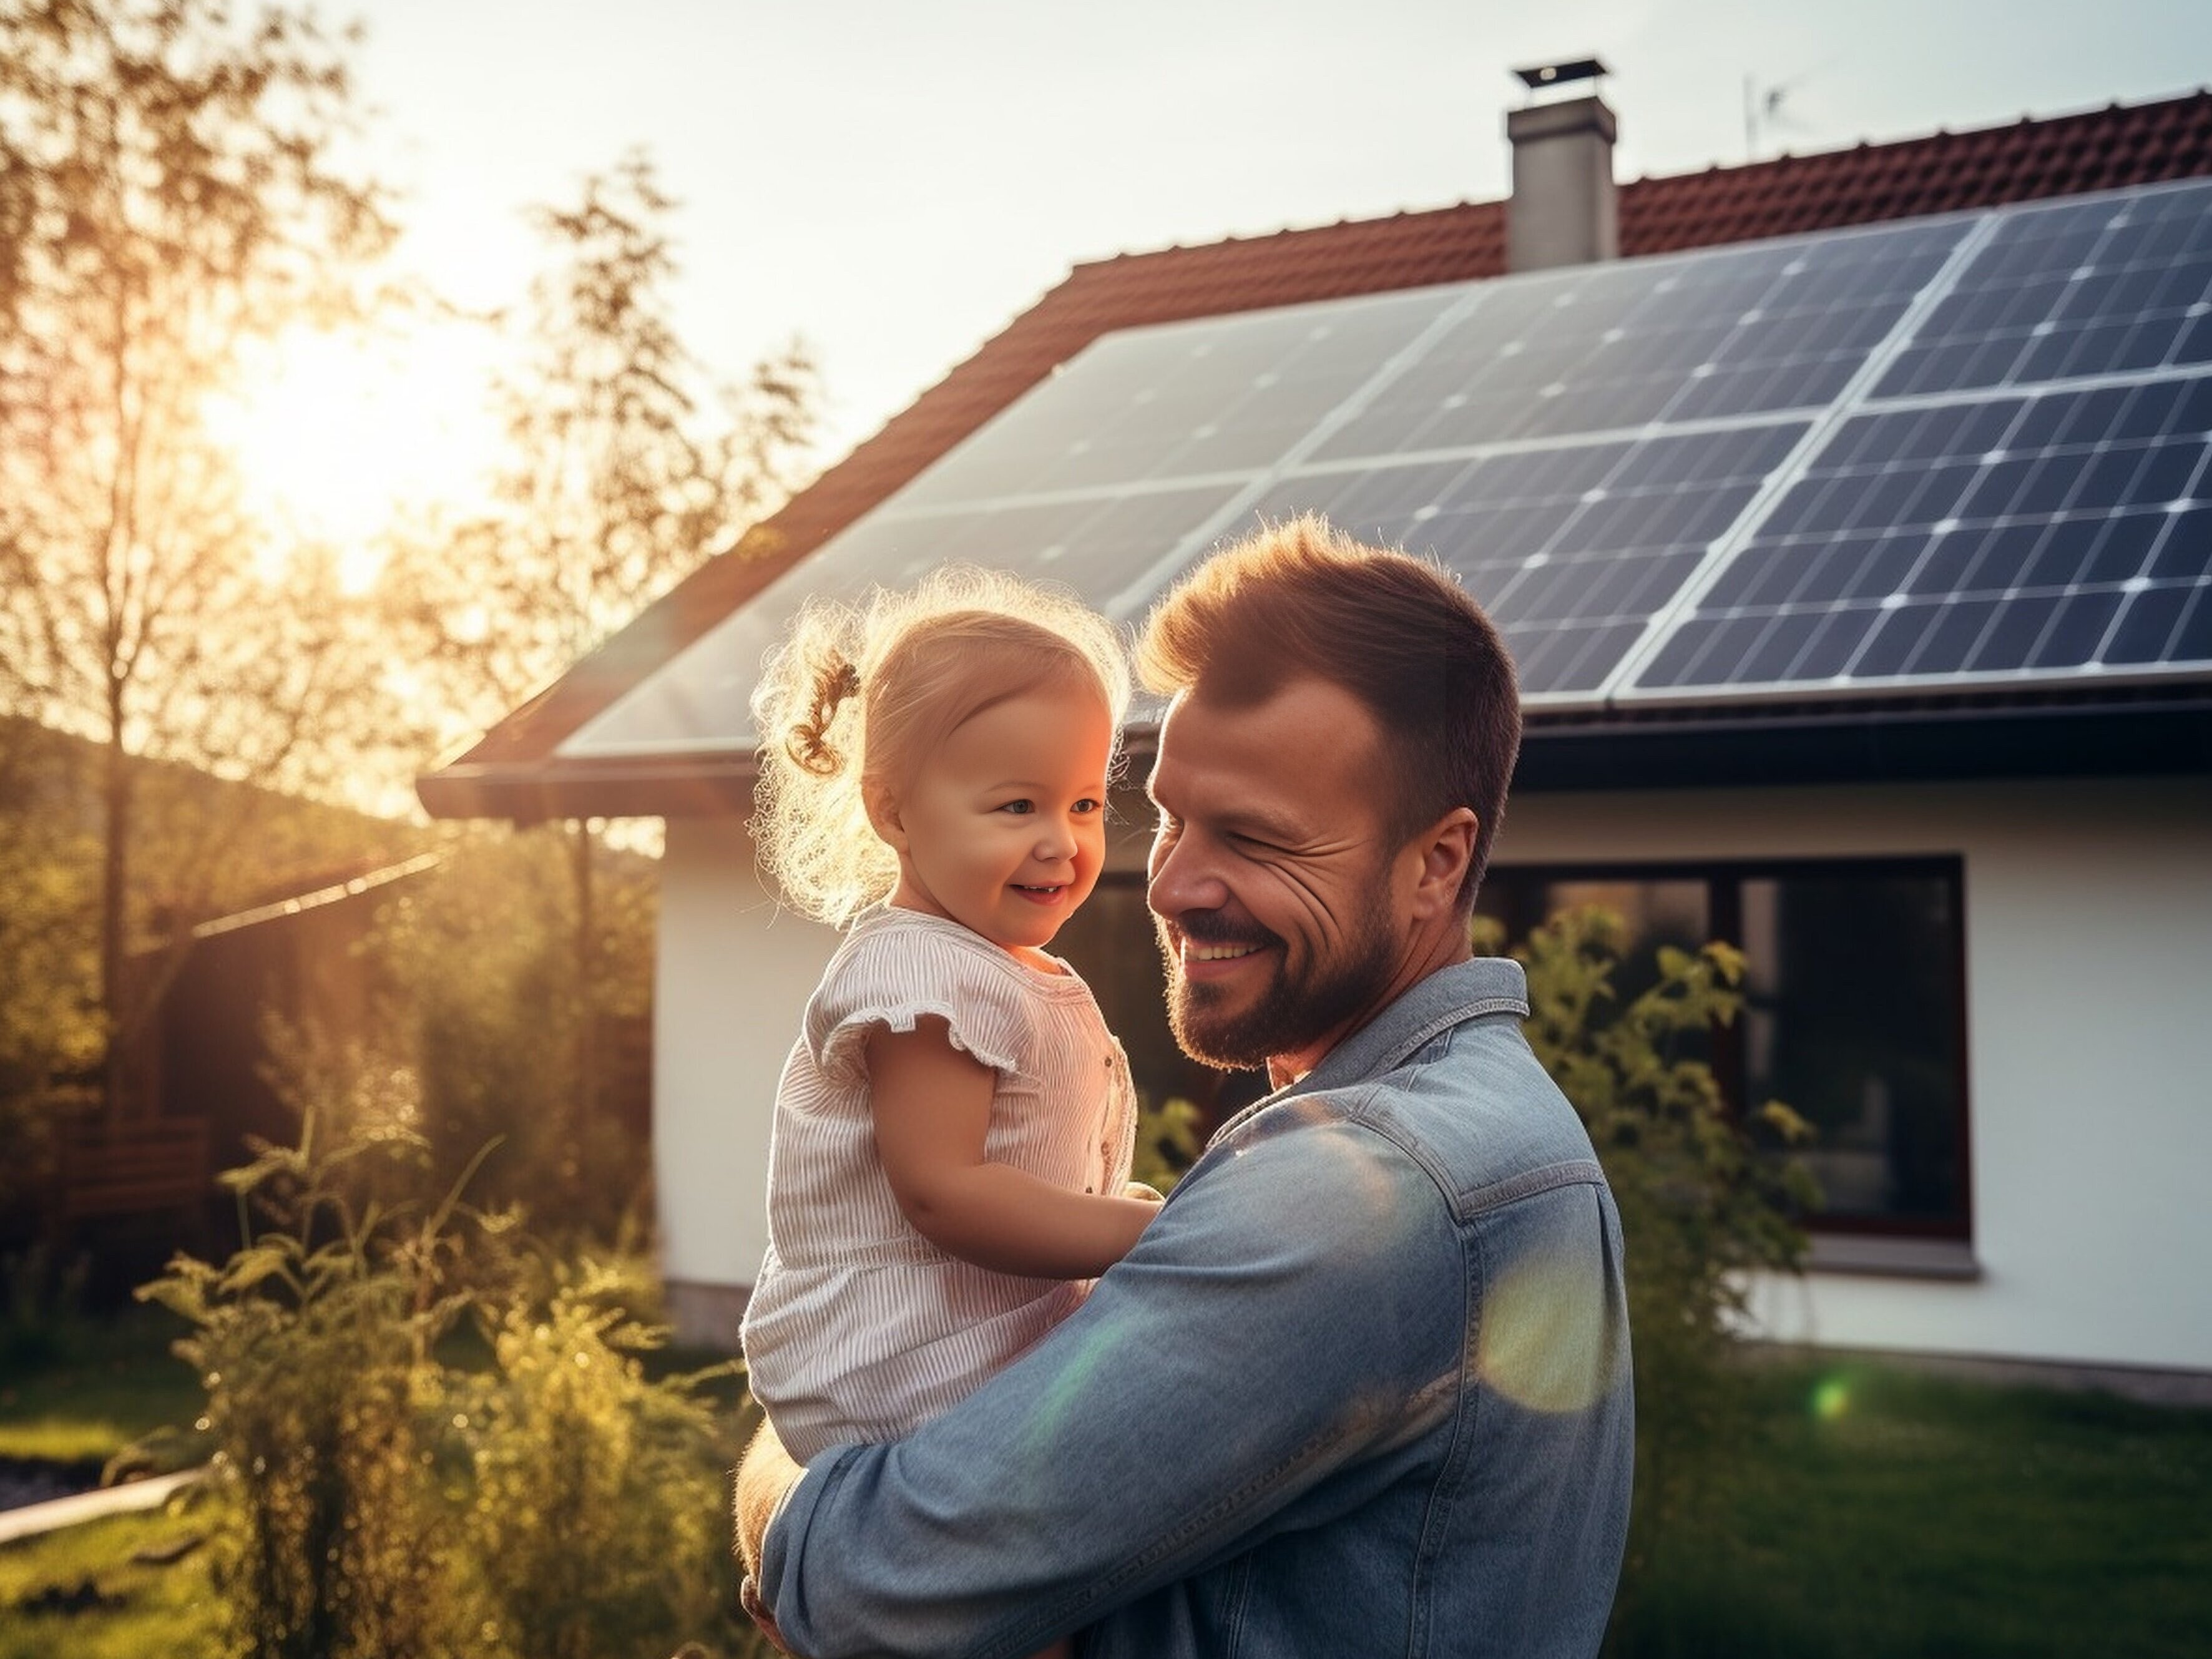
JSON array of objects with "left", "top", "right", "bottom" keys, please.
[
  {"left": 419, "top": 692, "right": 2212, "bottom": 822},
  {"left": 414, "top": 753, "right": 758, "bottom": 825}
]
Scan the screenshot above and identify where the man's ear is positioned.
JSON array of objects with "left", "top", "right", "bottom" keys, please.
[
  {"left": 1406, "top": 808, "right": 1479, "bottom": 923},
  {"left": 864, "top": 780, "right": 909, "bottom": 853}
]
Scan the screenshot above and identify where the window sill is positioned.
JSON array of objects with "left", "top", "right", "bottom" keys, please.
[{"left": 1804, "top": 1233, "right": 1981, "bottom": 1280}]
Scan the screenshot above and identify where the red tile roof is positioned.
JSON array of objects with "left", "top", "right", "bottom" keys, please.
[{"left": 419, "top": 89, "right": 2212, "bottom": 821}]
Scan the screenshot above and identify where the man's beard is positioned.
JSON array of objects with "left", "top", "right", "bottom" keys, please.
[{"left": 1157, "top": 899, "right": 1398, "bottom": 1073}]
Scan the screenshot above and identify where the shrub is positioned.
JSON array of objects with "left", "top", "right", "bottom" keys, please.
[
  {"left": 1482, "top": 906, "right": 1818, "bottom": 1642},
  {"left": 137, "top": 1109, "right": 484, "bottom": 1659},
  {"left": 1130, "top": 1094, "right": 1204, "bottom": 1192},
  {"left": 456, "top": 1259, "right": 740, "bottom": 1659},
  {"left": 137, "top": 1041, "right": 770, "bottom": 1659}
]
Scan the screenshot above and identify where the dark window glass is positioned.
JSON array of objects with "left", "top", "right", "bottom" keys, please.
[
  {"left": 1738, "top": 872, "right": 1967, "bottom": 1230},
  {"left": 1477, "top": 859, "right": 1970, "bottom": 1238}
]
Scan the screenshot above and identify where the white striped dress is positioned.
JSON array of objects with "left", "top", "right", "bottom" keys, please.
[{"left": 740, "top": 904, "right": 1139, "bottom": 1462}]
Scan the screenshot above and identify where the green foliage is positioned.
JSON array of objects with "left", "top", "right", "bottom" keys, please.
[
  {"left": 455, "top": 1261, "right": 741, "bottom": 1659},
  {"left": 136, "top": 1094, "right": 487, "bottom": 1659},
  {"left": 132, "top": 1039, "right": 766, "bottom": 1659},
  {"left": 1130, "top": 1094, "right": 1205, "bottom": 1193},
  {"left": 365, "top": 828, "right": 657, "bottom": 1242},
  {"left": 1480, "top": 905, "right": 1819, "bottom": 1639}
]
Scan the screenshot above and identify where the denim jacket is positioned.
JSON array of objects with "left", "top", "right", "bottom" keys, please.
[{"left": 756, "top": 956, "right": 1635, "bottom": 1658}]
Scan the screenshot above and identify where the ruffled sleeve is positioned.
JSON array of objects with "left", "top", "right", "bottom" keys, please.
[{"left": 805, "top": 916, "right": 1030, "bottom": 1092}]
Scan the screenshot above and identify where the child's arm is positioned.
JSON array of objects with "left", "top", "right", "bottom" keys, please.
[{"left": 866, "top": 1018, "right": 1158, "bottom": 1279}]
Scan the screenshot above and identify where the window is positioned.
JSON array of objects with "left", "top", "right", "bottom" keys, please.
[{"left": 1476, "top": 858, "right": 1970, "bottom": 1241}]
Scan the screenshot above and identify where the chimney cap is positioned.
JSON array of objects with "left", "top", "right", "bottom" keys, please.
[{"left": 1512, "top": 57, "right": 1609, "bottom": 91}]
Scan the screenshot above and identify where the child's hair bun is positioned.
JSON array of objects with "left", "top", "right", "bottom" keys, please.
[{"left": 788, "top": 655, "right": 861, "bottom": 776}]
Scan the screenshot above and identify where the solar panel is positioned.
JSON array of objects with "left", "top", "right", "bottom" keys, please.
[
  {"left": 891, "top": 288, "right": 1460, "bottom": 510},
  {"left": 1247, "top": 423, "right": 1808, "bottom": 696},
  {"left": 1622, "top": 179, "right": 2212, "bottom": 700},
  {"left": 1313, "top": 219, "right": 1962, "bottom": 458},
  {"left": 560, "top": 177, "right": 2212, "bottom": 759},
  {"left": 1876, "top": 184, "right": 2212, "bottom": 399}
]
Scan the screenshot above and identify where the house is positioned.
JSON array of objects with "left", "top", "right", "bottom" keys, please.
[{"left": 419, "top": 76, "right": 2212, "bottom": 1391}]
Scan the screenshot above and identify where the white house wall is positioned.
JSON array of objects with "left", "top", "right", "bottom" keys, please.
[
  {"left": 655, "top": 774, "right": 2212, "bottom": 1376},
  {"left": 1495, "top": 773, "right": 2212, "bottom": 1377},
  {"left": 654, "top": 815, "right": 841, "bottom": 1348}
]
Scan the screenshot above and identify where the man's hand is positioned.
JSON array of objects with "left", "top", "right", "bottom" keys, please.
[{"left": 736, "top": 1417, "right": 805, "bottom": 1653}]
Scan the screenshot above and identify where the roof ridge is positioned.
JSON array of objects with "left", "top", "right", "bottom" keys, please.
[{"left": 1064, "top": 87, "right": 2212, "bottom": 279}]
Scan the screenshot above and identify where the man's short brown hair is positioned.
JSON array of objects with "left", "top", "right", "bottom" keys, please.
[{"left": 1135, "top": 515, "right": 1521, "bottom": 909}]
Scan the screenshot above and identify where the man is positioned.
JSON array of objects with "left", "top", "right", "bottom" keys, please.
[{"left": 738, "top": 516, "right": 1634, "bottom": 1658}]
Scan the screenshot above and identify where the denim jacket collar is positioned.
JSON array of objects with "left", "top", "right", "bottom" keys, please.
[{"left": 1214, "top": 956, "right": 1530, "bottom": 1144}]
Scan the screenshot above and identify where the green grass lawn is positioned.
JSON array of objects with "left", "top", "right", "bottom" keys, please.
[
  {"left": 0, "top": 1502, "right": 220, "bottom": 1659},
  {"left": 1613, "top": 1361, "right": 2212, "bottom": 1658},
  {"left": 3, "top": 1331, "right": 2208, "bottom": 1657},
  {"left": 0, "top": 1306, "right": 202, "bottom": 1470}
]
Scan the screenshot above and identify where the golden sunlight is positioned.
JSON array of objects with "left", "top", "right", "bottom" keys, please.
[{"left": 206, "top": 320, "right": 504, "bottom": 584}]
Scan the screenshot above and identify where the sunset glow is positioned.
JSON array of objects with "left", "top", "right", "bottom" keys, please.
[{"left": 206, "top": 319, "right": 504, "bottom": 582}]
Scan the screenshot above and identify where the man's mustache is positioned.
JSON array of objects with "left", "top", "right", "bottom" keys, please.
[{"left": 1159, "top": 911, "right": 1281, "bottom": 953}]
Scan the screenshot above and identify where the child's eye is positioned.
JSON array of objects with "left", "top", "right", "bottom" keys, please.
[
  {"left": 1074, "top": 798, "right": 1102, "bottom": 815},
  {"left": 997, "top": 800, "right": 1035, "bottom": 815}
]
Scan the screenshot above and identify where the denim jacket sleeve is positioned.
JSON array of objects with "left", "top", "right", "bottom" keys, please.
[{"left": 756, "top": 1091, "right": 1467, "bottom": 1659}]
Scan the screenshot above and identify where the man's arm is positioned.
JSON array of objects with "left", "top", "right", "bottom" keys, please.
[{"left": 751, "top": 1111, "right": 1466, "bottom": 1659}]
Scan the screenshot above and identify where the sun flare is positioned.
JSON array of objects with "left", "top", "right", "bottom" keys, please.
[{"left": 206, "top": 319, "right": 504, "bottom": 584}]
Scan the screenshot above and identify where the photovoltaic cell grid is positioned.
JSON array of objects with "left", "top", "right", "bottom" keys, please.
[
  {"left": 560, "top": 178, "right": 2212, "bottom": 758},
  {"left": 1311, "top": 218, "right": 1962, "bottom": 458},
  {"left": 1247, "top": 423, "right": 1808, "bottom": 695},
  {"left": 892, "top": 289, "right": 1457, "bottom": 509},
  {"left": 1632, "top": 182, "right": 2212, "bottom": 698}
]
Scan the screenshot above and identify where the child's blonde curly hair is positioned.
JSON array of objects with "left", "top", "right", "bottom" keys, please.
[{"left": 750, "top": 565, "right": 1131, "bottom": 929}]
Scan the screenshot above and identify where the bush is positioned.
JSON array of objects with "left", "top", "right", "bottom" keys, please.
[
  {"left": 136, "top": 1045, "right": 767, "bottom": 1658},
  {"left": 366, "top": 829, "right": 655, "bottom": 1246},
  {"left": 456, "top": 1260, "right": 740, "bottom": 1659},
  {"left": 137, "top": 1086, "right": 487, "bottom": 1659},
  {"left": 1482, "top": 906, "right": 1818, "bottom": 1642},
  {"left": 1130, "top": 1094, "right": 1204, "bottom": 1193}
]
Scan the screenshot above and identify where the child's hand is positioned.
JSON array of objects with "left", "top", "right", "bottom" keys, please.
[{"left": 1123, "top": 1181, "right": 1165, "bottom": 1204}]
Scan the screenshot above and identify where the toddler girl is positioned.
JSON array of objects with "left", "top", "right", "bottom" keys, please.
[{"left": 740, "top": 567, "right": 1161, "bottom": 1477}]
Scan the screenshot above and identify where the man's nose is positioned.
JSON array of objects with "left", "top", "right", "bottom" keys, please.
[{"left": 1147, "top": 825, "right": 1227, "bottom": 918}]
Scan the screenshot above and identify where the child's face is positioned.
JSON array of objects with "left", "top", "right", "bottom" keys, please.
[{"left": 879, "top": 678, "right": 1113, "bottom": 955}]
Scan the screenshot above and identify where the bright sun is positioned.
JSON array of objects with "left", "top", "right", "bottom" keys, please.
[{"left": 205, "top": 318, "right": 504, "bottom": 584}]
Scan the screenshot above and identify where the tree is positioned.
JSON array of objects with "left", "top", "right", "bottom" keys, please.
[
  {"left": 415, "top": 150, "right": 817, "bottom": 1203},
  {"left": 0, "top": 0, "right": 408, "bottom": 1120}
]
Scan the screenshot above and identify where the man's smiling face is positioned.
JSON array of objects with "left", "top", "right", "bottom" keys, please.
[{"left": 1145, "top": 677, "right": 1412, "bottom": 1082}]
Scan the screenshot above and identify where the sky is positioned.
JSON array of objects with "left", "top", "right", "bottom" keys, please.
[{"left": 318, "top": 0, "right": 2208, "bottom": 484}]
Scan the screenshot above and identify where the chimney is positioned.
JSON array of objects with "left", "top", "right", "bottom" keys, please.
[{"left": 1505, "top": 58, "right": 1619, "bottom": 273}]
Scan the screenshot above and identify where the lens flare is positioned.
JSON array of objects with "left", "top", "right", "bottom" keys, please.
[
  {"left": 1811, "top": 1374, "right": 1852, "bottom": 1422},
  {"left": 1477, "top": 1250, "right": 1609, "bottom": 1416}
]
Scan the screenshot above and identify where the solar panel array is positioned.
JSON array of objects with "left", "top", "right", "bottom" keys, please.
[
  {"left": 1633, "top": 184, "right": 2212, "bottom": 700},
  {"left": 563, "top": 178, "right": 2212, "bottom": 758}
]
